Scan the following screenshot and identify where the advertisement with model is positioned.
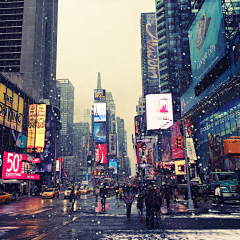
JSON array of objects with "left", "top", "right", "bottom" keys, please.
[
  {"left": 109, "top": 159, "right": 117, "bottom": 174},
  {"left": 146, "top": 93, "right": 173, "bottom": 130},
  {"left": 2, "top": 152, "right": 40, "bottom": 180}
]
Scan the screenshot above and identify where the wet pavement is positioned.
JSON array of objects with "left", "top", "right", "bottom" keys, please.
[{"left": 0, "top": 192, "right": 240, "bottom": 239}]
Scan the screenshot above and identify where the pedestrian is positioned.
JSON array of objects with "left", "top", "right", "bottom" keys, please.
[
  {"left": 70, "top": 186, "right": 75, "bottom": 211},
  {"left": 137, "top": 193, "right": 144, "bottom": 220},
  {"left": 123, "top": 187, "right": 134, "bottom": 221},
  {"left": 95, "top": 186, "right": 100, "bottom": 202},
  {"left": 115, "top": 185, "right": 119, "bottom": 199},
  {"left": 100, "top": 183, "right": 107, "bottom": 211},
  {"left": 155, "top": 186, "right": 163, "bottom": 219},
  {"left": 119, "top": 186, "right": 123, "bottom": 199},
  {"left": 143, "top": 182, "right": 157, "bottom": 228},
  {"left": 163, "top": 185, "right": 172, "bottom": 211},
  {"left": 215, "top": 184, "right": 223, "bottom": 206},
  {"left": 191, "top": 183, "right": 199, "bottom": 208}
]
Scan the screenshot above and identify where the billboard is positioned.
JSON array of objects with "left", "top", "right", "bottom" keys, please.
[
  {"left": 109, "top": 133, "right": 117, "bottom": 155},
  {"left": 94, "top": 89, "right": 106, "bottom": 101},
  {"left": 2, "top": 152, "right": 40, "bottom": 180},
  {"left": 27, "top": 104, "right": 37, "bottom": 149},
  {"left": 161, "top": 132, "right": 172, "bottom": 162},
  {"left": 94, "top": 103, "right": 106, "bottom": 122},
  {"left": 94, "top": 122, "right": 106, "bottom": 142},
  {"left": 0, "top": 83, "right": 24, "bottom": 132},
  {"left": 175, "top": 160, "right": 186, "bottom": 175},
  {"left": 109, "top": 158, "right": 117, "bottom": 174},
  {"left": 95, "top": 144, "right": 107, "bottom": 164},
  {"left": 188, "top": 0, "right": 227, "bottom": 85},
  {"left": 136, "top": 137, "right": 158, "bottom": 165},
  {"left": 145, "top": 13, "right": 159, "bottom": 90},
  {"left": 146, "top": 93, "right": 173, "bottom": 130},
  {"left": 87, "top": 136, "right": 92, "bottom": 156},
  {"left": 35, "top": 104, "right": 46, "bottom": 149}
]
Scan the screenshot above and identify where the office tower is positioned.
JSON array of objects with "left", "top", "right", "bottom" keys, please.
[
  {"left": 0, "top": 0, "right": 58, "bottom": 106},
  {"left": 58, "top": 79, "right": 74, "bottom": 156},
  {"left": 155, "top": 0, "right": 192, "bottom": 122},
  {"left": 140, "top": 12, "right": 160, "bottom": 97}
]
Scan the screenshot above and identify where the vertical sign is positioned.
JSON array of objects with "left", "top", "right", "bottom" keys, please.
[
  {"left": 35, "top": 104, "right": 46, "bottom": 149},
  {"left": 109, "top": 133, "right": 117, "bottom": 155},
  {"left": 27, "top": 104, "right": 37, "bottom": 149}
]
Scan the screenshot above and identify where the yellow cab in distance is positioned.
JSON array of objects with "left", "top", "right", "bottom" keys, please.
[
  {"left": 79, "top": 186, "right": 88, "bottom": 194},
  {"left": 42, "top": 188, "right": 59, "bottom": 199},
  {"left": 64, "top": 187, "right": 72, "bottom": 199},
  {"left": 0, "top": 191, "right": 11, "bottom": 204}
]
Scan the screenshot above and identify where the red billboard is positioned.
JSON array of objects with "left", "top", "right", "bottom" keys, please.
[
  {"left": 2, "top": 152, "right": 40, "bottom": 180},
  {"left": 95, "top": 144, "right": 107, "bottom": 164}
]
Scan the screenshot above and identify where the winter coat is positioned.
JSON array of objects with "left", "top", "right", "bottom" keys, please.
[
  {"left": 137, "top": 195, "right": 144, "bottom": 209},
  {"left": 124, "top": 191, "right": 134, "bottom": 206},
  {"left": 144, "top": 188, "right": 157, "bottom": 208}
]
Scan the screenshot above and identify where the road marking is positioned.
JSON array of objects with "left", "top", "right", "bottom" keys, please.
[{"left": 23, "top": 208, "right": 52, "bottom": 215}]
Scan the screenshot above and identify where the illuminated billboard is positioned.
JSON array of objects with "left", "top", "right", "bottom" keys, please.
[
  {"left": 27, "top": 104, "right": 37, "bottom": 149},
  {"left": 109, "top": 133, "right": 117, "bottom": 155},
  {"left": 146, "top": 93, "right": 173, "bottom": 130},
  {"left": 2, "top": 152, "right": 40, "bottom": 180},
  {"left": 94, "top": 103, "right": 106, "bottom": 122},
  {"left": 95, "top": 144, "right": 107, "bottom": 164},
  {"left": 109, "top": 159, "right": 117, "bottom": 174},
  {"left": 94, "top": 89, "right": 106, "bottom": 101},
  {"left": 189, "top": 0, "right": 227, "bottom": 85},
  {"left": 136, "top": 137, "right": 158, "bottom": 165},
  {"left": 175, "top": 160, "right": 186, "bottom": 175},
  {"left": 145, "top": 13, "right": 159, "bottom": 90},
  {"left": 0, "top": 83, "right": 24, "bottom": 132},
  {"left": 94, "top": 122, "right": 106, "bottom": 142},
  {"left": 35, "top": 104, "right": 46, "bottom": 149}
]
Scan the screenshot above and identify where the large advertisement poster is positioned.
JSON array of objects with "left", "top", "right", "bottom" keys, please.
[
  {"left": 109, "top": 133, "right": 117, "bottom": 155},
  {"left": 95, "top": 144, "right": 107, "bottom": 164},
  {"left": 146, "top": 13, "right": 159, "bottom": 88},
  {"left": 35, "top": 104, "right": 46, "bottom": 149},
  {"left": 94, "top": 89, "right": 106, "bottom": 101},
  {"left": 146, "top": 93, "right": 173, "bottom": 130},
  {"left": 0, "top": 83, "right": 24, "bottom": 132},
  {"left": 2, "top": 152, "right": 40, "bottom": 180},
  {"left": 94, "top": 103, "right": 106, "bottom": 122},
  {"left": 161, "top": 132, "right": 172, "bottom": 162},
  {"left": 188, "top": 0, "right": 227, "bottom": 86},
  {"left": 109, "top": 159, "right": 117, "bottom": 174},
  {"left": 94, "top": 122, "right": 106, "bottom": 142},
  {"left": 27, "top": 104, "right": 37, "bottom": 149},
  {"left": 87, "top": 136, "right": 92, "bottom": 156},
  {"left": 136, "top": 137, "right": 158, "bottom": 165}
]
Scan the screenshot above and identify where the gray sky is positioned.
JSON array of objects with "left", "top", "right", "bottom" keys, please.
[{"left": 56, "top": 0, "right": 155, "bottom": 176}]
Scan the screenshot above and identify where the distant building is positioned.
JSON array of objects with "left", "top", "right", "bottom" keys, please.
[
  {"left": 83, "top": 109, "right": 91, "bottom": 129},
  {"left": 0, "top": 0, "right": 58, "bottom": 106},
  {"left": 106, "top": 92, "right": 116, "bottom": 134},
  {"left": 58, "top": 79, "right": 74, "bottom": 156}
]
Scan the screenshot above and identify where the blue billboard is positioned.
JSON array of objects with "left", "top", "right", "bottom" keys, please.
[
  {"left": 94, "top": 122, "right": 106, "bottom": 142},
  {"left": 189, "top": 0, "right": 227, "bottom": 86},
  {"left": 109, "top": 159, "right": 117, "bottom": 174}
]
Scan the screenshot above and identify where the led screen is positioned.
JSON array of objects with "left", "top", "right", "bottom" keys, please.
[
  {"left": 95, "top": 144, "right": 107, "bottom": 164},
  {"left": 94, "top": 103, "right": 106, "bottom": 122}
]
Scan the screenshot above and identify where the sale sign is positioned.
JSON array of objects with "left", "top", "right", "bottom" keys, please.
[{"left": 2, "top": 152, "right": 40, "bottom": 180}]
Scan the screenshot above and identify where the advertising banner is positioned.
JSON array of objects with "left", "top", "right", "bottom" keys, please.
[
  {"left": 35, "top": 104, "right": 46, "bottom": 149},
  {"left": 95, "top": 144, "right": 107, "bottom": 164},
  {"left": 154, "top": 161, "right": 175, "bottom": 175},
  {"left": 94, "top": 122, "right": 106, "bottom": 142},
  {"left": 186, "top": 138, "right": 197, "bottom": 163},
  {"left": 188, "top": 0, "right": 227, "bottom": 86},
  {"left": 175, "top": 160, "right": 186, "bottom": 175},
  {"left": 87, "top": 136, "right": 92, "bottom": 156},
  {"left": 161, "top": 131, "right": 172, "bottom": 162},
  {"left": 136, "top": 137, "right": 158, "bottom": 165},
  {"left": 94, "top": 89, "right": 106, "bottom": 101},
  {"left": 146, "top": 93, "right": 173, "bottom": 130},
  {"left": 146, "top": 13, "right": 160, "bottom": 89},
  {"left": 0, "top": 83, "right": 24, "bottom": 132},
  {"left": 56, "top": 159, "right": 60, "bottom": 172},
  {"left": 27, "top": 104, "right": 37, "bottom": 149},
  {"left": 2, "top": 152, "right": 40, "bottom": 180},
  {"left": 109, "top": 158, "right": 117, "bottom": 174},
  {"left": 94, "top": 103, "right": 106, "bottom": 122},
  {"left": 109, "top": 133, "right": 117, "bottom": 155}
]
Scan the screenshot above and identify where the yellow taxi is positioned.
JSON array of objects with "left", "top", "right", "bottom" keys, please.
[
  {"left": 75, "top": 187, "right": 81, "bottom": 198},
  {"left": 0, "top": 191, "right": 11, "bottom": 204},
  {"left": 42, "top": 188, "right": 59, "bottom": 199},
  {"left": 88, "top": 187, "right": 93, "bottom": 193},
  {"left": 79, "top": 186, "right": 88, "bottom": 194},
  {"left": 64, "top": 187, "right": 72, "bottom": 199}
]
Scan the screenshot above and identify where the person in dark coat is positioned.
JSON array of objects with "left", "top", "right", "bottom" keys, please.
[
  {"left": 100, "top": 183, "right": 108, "bottom": 211},
  {"left": 143, "top": 182, "right": 157, "bottom": 228},
  {"left": 163, "top": 185, "right": 172, "bottom": 210},
  {"left": 124, "top": 187, "right": 134, "bottom": 220},
  {"left": 137, "top": 193, "right": 144, "bottom": 220}
]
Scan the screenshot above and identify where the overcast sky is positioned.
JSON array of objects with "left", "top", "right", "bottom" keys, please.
[{"left": 56, "top": 0, "right": 156, "bottom": 176}]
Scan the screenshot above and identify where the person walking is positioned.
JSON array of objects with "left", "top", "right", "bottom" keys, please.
[
  {"left": 137, "top": 193, "right": 144, "bottom": 220},
  {"left": 119, "top": 186, "right": 123, "bottom": 200},
  {"left": 124, "top": 187, "right": 134, "bottom": 221},
  {"left": 143, "top": 182, "right": 157, "bottom": 228},
  {"left": 215, "top": 184, "right": 222, "bottom": 206},
  {"left": 70, "top": 186, "right": 75, "bottom": 212},
  {"left": 100, "top": 183, "right": 107, "bottom": 211},
  {"left": 115, "top": 185, "right": 119, "bottom": 199},
  {"left": 163, "top": 185, "right": 172, "bottom": 211}
]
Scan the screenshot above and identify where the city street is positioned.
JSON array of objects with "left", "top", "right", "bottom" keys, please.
[{"left": 1, "top": 192, "right": 240, "bottom": 240}]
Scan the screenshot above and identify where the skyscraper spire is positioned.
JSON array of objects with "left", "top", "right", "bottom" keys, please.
[{"left": 97, "top": 72, "right": 101, "bottom": 89}]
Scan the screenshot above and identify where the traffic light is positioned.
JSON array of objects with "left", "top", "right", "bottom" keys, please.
[{"left": 176, "top": 136, "right": 184, "bottom": 149}]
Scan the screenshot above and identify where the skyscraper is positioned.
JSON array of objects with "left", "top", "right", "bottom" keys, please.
[
  {"left": 58, "top": 78, "right": 74, "bottom": 156},
  {"left": 0, "top": 0, "right": 58, "bottom": 106}
]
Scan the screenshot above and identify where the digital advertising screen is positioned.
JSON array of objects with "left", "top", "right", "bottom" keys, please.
[
  {"left": 35, "top": 104, "right": 46, "bottom": 149},
  {"left": 188, "top": 0, "right": 227, "bottom": 86},
  {"left": 94, "top": 89, "right": 106, "bottom": 101},
  {"left": 109, "top": 133, "right": 117, "bottom": 155},
  {"left": 109, "top": 158, "right": 117, "bottom": 174},
  {"left": 146, "top": 94, "right": 173, "bottom": 130},
  {"left": 94, "top": 103, "right": 106, "bottom": 122},
  {"left": 95, "top": 144, "right": 107, "bottom": 164},
  {"left": 94, "top": 122, "right": 106, "bottom": 142}
]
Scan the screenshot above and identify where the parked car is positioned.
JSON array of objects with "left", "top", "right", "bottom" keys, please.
[
  {"left": 42, "top": 188, "right": 59, "bottom": 199},
  {"left": 0, "top": 191, "right": 11, "bottom": 204}
]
